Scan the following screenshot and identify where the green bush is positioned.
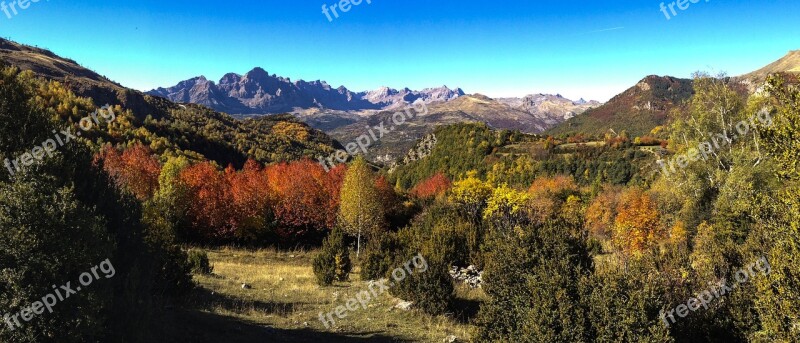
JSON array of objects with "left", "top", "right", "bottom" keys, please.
[
  {"left": 388, "top": 213, "right": 457, "bottom": 316},
  {"left": 391, "top": 255, "right": 454, "bottom": 316},
  {"left": 476, "top": 218, "right": 594, "bottom": 342},
  {"left": 187, "top": 249, "right": 213, "bottom": 275},
  {"left": 360, "top": 233, "right": 400, "bottom": 281},
  {"left": 313, "top": 228, "right": 351, "bottom": 286}
]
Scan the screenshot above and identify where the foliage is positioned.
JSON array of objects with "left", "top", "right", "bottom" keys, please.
[
  {"left": 391, "top": 123, "right": 519, "bottom": 189},
  {"left": 448, "top": 170, "right": 493, "bottom": 222},
  {"left": 266, "top": 159, "right": 344, "bottom": 242},
  {"left": 313, "top": 228, "right": 351, "bottom": 286},
  {"left": 477, "top": 217, "right": 593, "bottom": 342},
  {"left": 187, "top": 250, "right": 213, "bottom": 275},
  {"left": 0, "top": 66, "right": 187, "bottom": 342},
  {"left": 585, "top": 185, "right": 622, "bottom": 239},
  {"left": 360, "top": 233, "right": 402, "bottom": 281},
  {"left": 409, "top": 172, "right": 451, "bottom": 200},
  {"left": 483, "top": 184, "right": 531, "bottom": 233},
  {"left": 612, "top": 188, "right": 662, "bottom": 256},
  {"left": 338, "top": 157, "right": 385, "bottom": 257}
]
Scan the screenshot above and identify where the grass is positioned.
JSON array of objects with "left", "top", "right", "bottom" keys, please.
[{"left": 160, "top": 247, "right": 480, "bottom": 342}]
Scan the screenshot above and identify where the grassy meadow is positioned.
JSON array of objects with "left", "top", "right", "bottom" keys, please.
[{"left": 160, "top": 248, "right": 480, "bottom": 342}]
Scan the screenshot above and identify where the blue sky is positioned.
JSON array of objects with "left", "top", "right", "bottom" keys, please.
[{"left": 1, "top": 0, "right": 798, "bottom": 101}]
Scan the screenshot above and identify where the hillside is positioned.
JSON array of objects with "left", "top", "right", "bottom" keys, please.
[
  {"left": 329, "top": 94, "right": 598, "bottom": 163},
  {"left": 0, "top": 38, "right": 339, "bottom": 167},
  {"left": 547, "top": 75, "right": 694, "bottom": 138},
  {"left": 739, "top": 50, "right": 800, "bottom": 84},
  {"left": 388, "top": 122, "right": 657, "bottom": 190}
]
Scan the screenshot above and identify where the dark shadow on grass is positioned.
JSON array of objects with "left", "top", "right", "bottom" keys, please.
[
  {"left": 155, "top": 307, "right": 411, "bottom": 343},
  {"left": 450, "top": 296, "right": 482, "bottom": 324},
  {"left": 189, "top": 287, "right": 301, "bottom": 317}
]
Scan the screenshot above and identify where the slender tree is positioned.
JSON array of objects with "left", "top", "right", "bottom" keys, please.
[{"left": 338, "top": 156, "right": 384, "bottom": 258}]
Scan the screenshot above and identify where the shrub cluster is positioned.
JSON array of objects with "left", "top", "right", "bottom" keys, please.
[
  {"left": 187, "top": 250, "right": 213, "bottom": 275},
  {"left": 313, "top": 228, "right": 351, "bottom": 286}
]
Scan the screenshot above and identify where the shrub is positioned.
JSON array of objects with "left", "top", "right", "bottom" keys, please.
[
  {"left": 360, "top": 233, "right": 400, "bottom": 281},
  {"left": 187, "top": 249, "right": 213, "bottom": 274},
  {"left": 392, "top": 256, "right": 454, "bottom": 315},
  {"left": 388, "top": 216, "right": 457, "bottom": 315},
  {"left": 313, "top": 228, "right": 351, "bottom": 286}
]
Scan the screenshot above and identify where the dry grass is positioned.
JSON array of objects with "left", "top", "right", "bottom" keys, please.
[{"left": 164, "top": 247, "right": 480, "bottom": 342}]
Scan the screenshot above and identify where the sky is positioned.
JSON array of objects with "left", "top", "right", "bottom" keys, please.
[{"left": 1, "top": 0, "right": 799, "bottom": 101}]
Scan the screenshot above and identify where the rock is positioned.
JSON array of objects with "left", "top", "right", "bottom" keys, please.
[
  {"left": 395, "top": 301, "right": 414, "bottom": 311},
  {"left": 449, "top": 265, "right": 483, "bottom": 289},
  {"left": 443, "top": 335, "right": 458, "bottom": 343},
  {"left": 242, "top": 283, "right": 252, "bottom": 289}
]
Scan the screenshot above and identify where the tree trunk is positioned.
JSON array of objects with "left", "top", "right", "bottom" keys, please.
[{"left": 356, "top": 231, "right": 361, "bottom": 259}]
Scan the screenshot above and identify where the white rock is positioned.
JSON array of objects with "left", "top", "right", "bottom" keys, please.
[{"left": 395, "top": 301, "right": 414, "bottom": 311}]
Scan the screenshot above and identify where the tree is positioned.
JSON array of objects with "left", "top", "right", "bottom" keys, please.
[
  {"left": 448, "top": 170, "right": 493, "bottom": 222},
  {"left": 98, "top": 144, "right": 161, "bottom": 201},
  {"left": 483, "top": 184, "right": 531, "bottom": 234},
  {"left": 612, "top": 188, "right": 662, "bottom": 256},
  {"left": 528, "top": 175, "right": 579, "bottom": 224},
  {"left": 148, "top": 155, "right": 192, "bottom": 241},
  {"left": 585, "top": 185, "right": 622, "bottom": 239},
  {"left": 338, "top": 156, "right": 384, "bottom": 258},
  {"left": 266, "top": 159, "right": 341, "bottom": 241},
  {"left": 227, "top": 159, "right": 274, "bottom": 241},
  {"left": 749, "top": 75, "right": 800, "bottom": 340},
  {"left": 410, "top": 172, "right": 451, "bottom": 200},
  {"left": 181, "top": 161, "right": 234, "bottom": 241}
]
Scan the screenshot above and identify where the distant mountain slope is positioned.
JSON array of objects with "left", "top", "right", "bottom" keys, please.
[
  {"left": 0, "top": 38, "right": 339, "bottom": 167},
  {"left": 739, "top": 50, "right": 800, "bottom": 83},
  {"left": 0, "top": 38, "right": 169, "bottom": 120},
  {"left": 148, "top": 69, "right": 465, "bottom": 115},
  {"left": 547, "top": 75, "right": 694, "bottom": 138},
  {"left": 328, "top": 94, "right": 598, "bottom": 162}
]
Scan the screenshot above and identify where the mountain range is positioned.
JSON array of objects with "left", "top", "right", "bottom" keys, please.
[
  {"left": 147, "top": 68, "right": 601, "bottom": 133},
  {"left": 147, "top": 68, "right": 466, "bottom": 115}
]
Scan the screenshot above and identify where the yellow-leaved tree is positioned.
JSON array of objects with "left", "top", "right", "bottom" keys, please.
[
  {"left": 448, "top": 170, "right": 493, "bottom": 222},
  {"left": 338, "top": 156, "right": 384, "bottom": 258}
]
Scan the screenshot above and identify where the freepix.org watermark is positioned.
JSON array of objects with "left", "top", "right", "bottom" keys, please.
[
  {"left": 318, "top": 253, "right": 428, "bottom": 329},
  {"left": 1, "top": 0, "right": 46, "bottom": 20},
  {"left": 322, "top": 0, "right": 371, "bottom": 22},
  {"left": 659, "top": 0, "right": 710, "bottom": 20},
  {"left": 3, "top": 104, "right": 116, "bottom": 176},
  {"left": 318, "top": 101, "right": 428, "bottom": 172},
  {"left": 660, "top": 256, "right": 771, "bottom": 327},
  {"left": 3, "top": 259, "right": 116, "bottom": 332},
  {"left": 656, "top": 109, "right": 772, "bottom": 177}
]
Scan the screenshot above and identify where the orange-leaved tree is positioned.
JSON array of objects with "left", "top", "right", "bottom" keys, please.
[
  {"left": 612, "top": 188, "right": 662, "bottom": 256},
  {"left": 410, "top": 172, "right": 451, "bottom": 200},
  {"left": 97, "top": 144, "right": 161, "bottom": 201}
]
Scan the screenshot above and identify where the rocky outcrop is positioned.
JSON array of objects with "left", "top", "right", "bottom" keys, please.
[{"left": 449, "top": 265, "right": 482, "bottom": 289}]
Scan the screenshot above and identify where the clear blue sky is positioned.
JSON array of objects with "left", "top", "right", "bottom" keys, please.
[{"left": 1, "top": 0, "right": 798, "bottom": 101}]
